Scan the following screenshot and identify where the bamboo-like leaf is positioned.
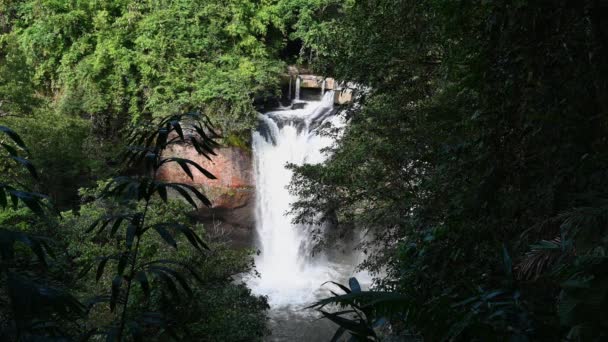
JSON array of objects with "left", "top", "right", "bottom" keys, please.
[
  {"left": 0, "top": 125, "right": 27, "bottom": 149},
  {"left": 177, "top": 183, "right": 212, "bottom": 207},
  {"left": 145, "top": 259, "right": 204, "bottom": 283},
  {"left": 10, "top": 156, "right": 38, "bottom": 179},
  {"left": 170, "top": 120, "right": 184, "bottom": 140},
  {"left": 86, "top": 218, "right": 102, "bottom": 234},
  {"left": 148, "top": 265, "right": 192, "bottom": 296},
  {"left": 330, "top": 327, "right": 347, "bottom": 342},
  {"left": 110, "top": 217, "right": 125, "bottom": 236},
  {"left": 151, "top": 270, "right": 179, "bottom": 298},
  {"left": 165, "top": 183, "right": 198, "bottom": 208},
  {"left": 1, "top": 142, "right": 18, "bottom": 156},
  {"left": 156, "top": 128, "right": 169, "bottom": 149},
  {"left": 9, "top": 190, "right": 46, "bottom": 216},
  {"left": 117, "top": 252, "right": 129, "bottom": 275},
  {"left": 78, "top": 262, "right": 94, "bottom": 279},
  {"left": 178, "top": 225, "right": 210, "bottom": 252},
  {"left": 310, "top": 291, "right": 410, "bottom": 316},
  {"left": 126, "top": 224, "right": 137, "bottom": 248},
  {"left": 161, "top": 158, "right": 216, "bottom": 180},
  {"left": 152, "top": 222, "right": 209, "bottom": 252},
  {"left": 96, "top": 257, "right": 110, "bottom": 282},
  {"left": 349, "top": 277, "right": 362, "bottom": 293},
  {"left": 319, "top": 310, "right": 375, "bottom": 338},
  {"left": 9, "top": 191, "right": 18, "bottom": 208},
  {"left": 190, "top": 138, "right": 212, "bottom": 160},
  {"left": 322, "top": 281, "right": 352, "bottom": 294},
  {"left": 110, "top": 276, "right": 122, "bottom": 312},
  {"left": 28, "top": 239, "right": 48, "bottom": 266},
  {"left": 135, "top": 271, "right": 150, "bottom": 299},
  {"left": 202, "top": 117, "right": 222, "bottom": 139},
  {"left": 0, "top": 186, "right": 7, "bottom": 208},
  {"left": 174, "top": 158, "right": 194, "bottom": 179},
  {"left": 13, "top": 231, "right": 47, "bottom": 265},
  {"left": 153, "top": 225, "right": 178, "bottom": 249},
  {"left": 95, "top": 217, "right": 113, "bottom": 236}
]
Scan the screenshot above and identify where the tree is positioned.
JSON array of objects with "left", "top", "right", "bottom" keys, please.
[
  {"left": 0, "top": 125, "right": 84, "bottom": 340},
  {"left": 82, "top": 112, "right": 220, "bottom": 340},
  {"left": 290, "top": 0, "right": 608, "bottom": 339}
]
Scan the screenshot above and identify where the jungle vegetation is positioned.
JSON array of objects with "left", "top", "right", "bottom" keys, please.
[
  {"left": 2, "top": 0, "right": 608, "bottom": 341},
  {"left": 290, "top": 0, "right": 608, "bottom": 341}
]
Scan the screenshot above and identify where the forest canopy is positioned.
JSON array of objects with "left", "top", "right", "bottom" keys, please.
[{"left": 289, "top": 0, "right": 608, "bottom": 340}]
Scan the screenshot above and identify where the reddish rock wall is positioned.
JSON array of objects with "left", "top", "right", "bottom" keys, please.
[
  {"left": 157, "top": 144, "right": 257, "bottom": 247},
  {"left": 157, "top": 144, "right": 254, "bottom": 209}
]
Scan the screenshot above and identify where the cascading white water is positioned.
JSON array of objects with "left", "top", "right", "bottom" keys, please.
[
  {"left": 295, "top": 77, "right": 301, "bottom": 101},
  {"left": 248, "top": 91, "right": 348, "bottom": 308}
]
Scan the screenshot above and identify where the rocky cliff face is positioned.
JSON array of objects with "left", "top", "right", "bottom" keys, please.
[{"left": 157, "top": 144, "right": 256, "bottom": 248}]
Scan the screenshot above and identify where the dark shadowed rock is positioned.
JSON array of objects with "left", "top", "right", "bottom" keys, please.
[{"left": 291, "top": 102, "right": 307, "bottom": 110}]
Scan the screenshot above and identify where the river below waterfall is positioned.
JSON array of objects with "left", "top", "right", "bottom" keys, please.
[{"left": 246, "top": 91, "right": 369, "bottom": 341}]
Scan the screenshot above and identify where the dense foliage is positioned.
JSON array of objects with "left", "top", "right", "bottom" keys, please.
[
  {"left": 1, "top": 1, "right": 345, "bottom": 340},
  {"left": 0, "top": 0, "right": 338, "bottom": 207},
  {"left": 3, "top": 0, "right": 608, "bottom": 340},
  {"left": 0, "top": 115, "right": 269, "bottom": 341},
  {"left": 291, "top": 0, "right": 608, "bottom": 340}
]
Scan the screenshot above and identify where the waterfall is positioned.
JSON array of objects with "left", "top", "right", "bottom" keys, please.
[
  {"left": 249, "top": 91, "right": 345, "bottom": 308},
  {"left": 295, "top": 77, "right": 301, "bottom": 101},
  {"left": 321, "top": 79, "right": 326, "bottom": 96}
]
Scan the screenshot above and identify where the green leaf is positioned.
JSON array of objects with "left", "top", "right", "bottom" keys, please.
[
  {"left": 191, "top": 138, "right": 213, "bottom": 161},
  {"left": 86, "top": 218, "right": 102, "bottom": 234},
  {"left": 156, "top": 182, "right": 168, "bottom": 202},
  {"left": 322, "top": 281, "right": 351, "bottom": 294},
  {"left": 155, "top": 222, "right": 209, "bottom": 252},
  {"left": 0, "top": 186, "right": 7, "bottom": 208},
  {"left": 161, "top": 158, "right": 217, "bottom": 180},
  {"left": 165, "top": 183, "right": 198, "bottom": 208},
  {"left": 110, "top": 217, "right": 125, "bottom": 236},
  {"left": 349, "top": 277, "right": 362, "bottom": 293},
  {"left": 330, "top": 327, "right": 347, "bottom": 342},
  {"left": 156, "top": 128, "right": 169, "bottom": 149},
  {"left": 145, "top": 259, "right": 204, "bottom": 283},
  {"left": 96, "top": 258, "right": 110, "bottom": 282},
  {"left": 10, "top": 156, "right": 38, "bottom": 179},
  {"left": 151, "top": 270, "right": 179, "bottom": 298},
  {"left": 117, "top": 252, "right": 129, "bottom": 276},
  {"left": 1, "top": 143, "right": 18, "bottom": 156},
  {"left": 148, "top": 265, "right": 192, "bottom": 296},
  {"left": 153, "top": 225, "right": 178, "bottom": 249},
  {"left": 126, "top": 224, "right": 137, "bottom": 248},
  {"left": 177, "top": 183, "right": 213, "bottom": 207},
  {"left": 319, "top": 310, "right": 375, "bottom": 338},
  {"left": 170, "top": 120, "right": 184, "bottom": 140},
  {"left": 110, "top": 276, "right": 122, "bottom": 312},
  {"left": 0, "top": 125, "right": 27, "bottom": 149},
  {"left": 135, "top": 271, "right": 150, "bottom": 299}
]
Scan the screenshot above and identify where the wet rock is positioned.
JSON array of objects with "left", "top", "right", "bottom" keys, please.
[{"left": 291, "top": 102, "right": 307, "bottom": 110}]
